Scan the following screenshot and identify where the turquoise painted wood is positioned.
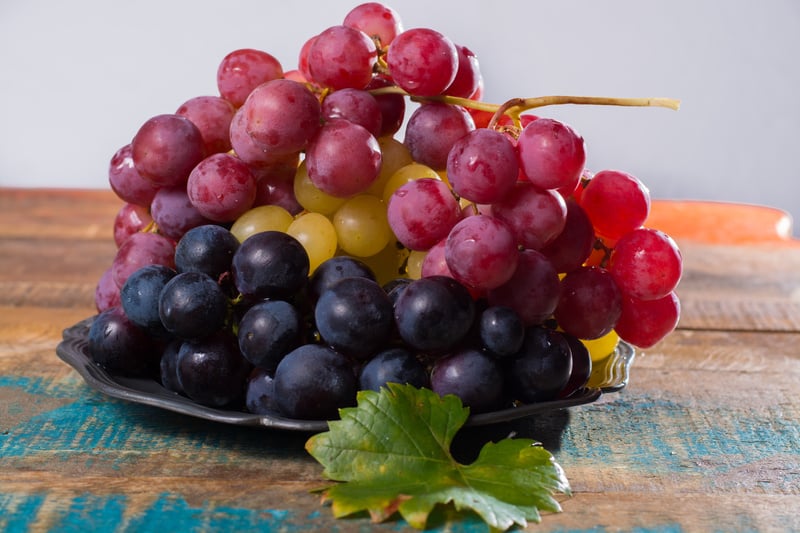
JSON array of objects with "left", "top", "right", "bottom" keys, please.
[{"left": 1, "top": 189, "right": 799, "bottom": 532}]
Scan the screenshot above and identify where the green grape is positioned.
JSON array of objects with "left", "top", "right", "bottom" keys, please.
[
  {"left": 293, "top": 160, "right": 346, "bottom": 215},
  {"left": 360, "top": 240, "right": 410, "bottom": 286},
  {"left": 406, "top": 249, "right": 426, "bottom": 280},
  {"left": 581, "top": 330, "right": 620, "bottom": 362},
  {"left": 366, "top": 137, "right": 414, "bottom": 197},
  {"left": 230, "top": 205, "right": 293, "bottom": 242},
  {"left": 333, "top": 195, "right": 392, "bottom": 258},
  {"left": 287, "top": 212, "right": 337, "bottom": 273},
  {"left": 382, "top": 162, "right": 441, "bottom": 203}
]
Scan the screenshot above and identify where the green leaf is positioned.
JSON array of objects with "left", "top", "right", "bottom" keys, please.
[{"left": 305, "top": 383, "right": 571, "bottom": 531}]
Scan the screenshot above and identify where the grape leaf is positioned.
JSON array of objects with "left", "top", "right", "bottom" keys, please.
[{"left": 305, "top": 383, "right": 571, "bottom": 531}]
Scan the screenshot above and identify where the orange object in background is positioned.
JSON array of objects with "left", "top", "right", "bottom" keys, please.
[{"left": 646, "top": 200, "right": 799, "bottom": 246}]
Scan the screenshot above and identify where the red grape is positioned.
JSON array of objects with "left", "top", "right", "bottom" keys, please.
[
  {"left": 321, "top": 88, "right": 382, "bottom": 137},
  {"left": 343, "top": 2, "right": 403, "bottom": 47},
  {"left": 491, "top": 182, "right": 568, "bottom": 250},
  {"left": 403, "top": 103, "right": 474, "bottom": 170},
  {"left": 445, "top": 214, "right": 519, "bottom": 291},
  {"left": 517, "top": 118, "right": 586, "bottom": 191},
  {"left": 386, "top": 27, "right": 458, "bottom": 96},
  {"left": 186, "top": 153, "right": 257, "bottom": 222},
  {"left": 216, "top": 48, "right": 283, "bottom": 108},
  {"left": 487, "top": 249, "right": 560, "bottom": 326},
  {"left": 113, "top": 203, "right": 152, "bottom": 247},
  {"left": 308, "top": 25, "right": 378, "bottom": 90},
  {"left": 554, "top": 266, "right": 622, "bottom": 340},
  {"left": 387, "top": 178, "right": 461, "bottom": 251},
  {"left": 446, "top": 128, "right": 518, "bottom": 204},
  {"left": 150, "top": 186, "right": 212, "bottom": 241},
  {"left": 108, "top": 144, "right": 159, "bottom": 207},
  {"left": 176, "top": 95, "right": 235, "bottom": 155},
  {"left": 580, "top": 169, "right": 650, "bottom": 240},
  {"left": 615, "top": 291, "right": 681, "bottom": 348},
  {"left": 131, "top": 114, "right": 205, "bottom": 187},
  {"left": 609, "top": 228, "right": 683, "bottom": 300},
  {"left": 111, "top": 231, "right": 176, "bottom": 289},
  {"left": 444, "top": 44, "right": 481, "bottom": 98},
  {"left": 540, "top": 198, "right": 596, "bottom": 273}
]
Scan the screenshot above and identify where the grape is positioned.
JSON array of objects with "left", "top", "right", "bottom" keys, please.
[
  {"left": 444, "top": 44, "right": 481, "bottom": 98},
  {"left": 504, "top": 327, "right": 573, "bottom": 403},
  {"left": 231, "top": 230, "right": 309, "bottom": 300},
  {"left": 158, "top": 271, "right": 229, "bottom": 340},
  {"left": 381, "top": 162, "right": 440, "bottom": 203},
  {"left": 517, "top": 118, "right": 586, "bottom": 192},
  {"left": 120, "top": 264, "right": 177, "bottom": 336},
  {"left": 314, "top": 276, "right": 394, "bottom": 359},
  {"left": 305, "top": 119, "right": 382, "bottom": 198},
  {"left": 321, "top": 88, "right": 382, "bottom": 138},
  {"left": 150, "top": 186, "right": 212, "bottom": 241},
  {"left": 366, "top": 74, "right": 406, "bottom": 137},
  {"left": 108, "top": 144, "right": 159, "bottom": 207},
  {"left": 293, "top": 161, "right": 347, "bottom": 216},
  {"left": 419, "top": 237, "right": 450, "bottom": 278},
  {"left": 113, "top": 203, "right": 152, "bottom": 247},
  {"left": 444, "top": 214, "right": 519, "bottom": 291},
  {"left": 540, "top": 198, "right": 596, "bottom": 273},
  {"left": 403, "top": 103, "right": 475, "bottom": 170},
  {"left": 358, "top": 241, "right": 409, "bottom": 286},
  {"left": 176, "top": 95, "right": 235, "bottom": 155},
  {"left": 333, "top": 194, "right": 392, "bottom": 257},
  {"left": 554, "top": 266, "right": 622, "bottom": 340},
  {"left": 287, "top": 212, "right": 338, "bottom": 273},
  {"left": 366, "top": 137, "right": 414, "bottom": 198},
  {"left": 174, "top": 224, "right": 239, "bottom": 280},
  {"left": 245, "top": 367, "right": 280, "bottom": 415},
  {"left": 240, "top": 79, "right": 321, "bottom": 156},
  {"left": 88, "top": 306, "right": 158, "bottom": 376},
  {"left": 95, "top": 267, "right": 121, "bottom": 312},
  {"left": 307, "top": 25, "right": 377, "bottom": 90},
  {"left": 358, "top": 347, "right": 428, "bottom": 392},
  {"left": 393, "top": 276, "right": 475, "bottom": 353},
  {"left": 615, "top": 291, "right": 681, "bottom": 348},
  {"left": 229, "top": 107, "right": 293, "bottom": 168},
  {"left": 491, "top": 182, "right": 567, "bottom": 250},
  {"left": 609, "top": 228, "right": 682, "bottom": 300},
  {"left": 186, "top": 153, "right": 257, "bottom": 222},
  {"left": 478, "top": 306, "right": 525, "bottom": 358},
  {"left": 308, "top": 256, "right": 376, "bottom": 302},
  {"left": 111, "top": 231, "right": 175, "bottom": 289},
  {"left": 177, "top": 331, "right": 251, "bottom": 407},
  {"left": 405, "top": 250, "right": 425, "bottom": 280},
  {"left": 581, "top": 330, "right": 620, "bottom": 363},
  {"left": 579, "top": 169, "right": 650, "bottom": 240},
  {"left": 487, "top": 249, "right": 560, "bottom": 326},
  {"left": 159, "top": 339, "right": 184, "bottom": 394},
  {"left": 343, "top": 2, "right": 403, "bottom": 47},
  {"left": 273, "top": 344, "right": 357, "bottom": 420},
  {"left": 445, "top": 128, "right": 518, "bottom": 204},
  {"left": 430, "top": 348, "right": 503, "bottom": 413},
  {"left": 131, "top": 114, "right": 205, "bottom": 187},
  {"left": 238, "top": 300, "right": 302, "bottom": 371},
  {"left": 386, "top": 27, "right": 458, "bottom": 96},
  {"left": 387, "top": 178, "right": 461, "bottom": 251},
  {"left": 558, "top": 334, "right": 592, "bottom": 398},
  {"left": 230, "top": 205, "right": 294, "bottom": 242},
  {"left": 252, "top": 169, "right": 303, "bottom": 216},
  {"left": 216, "top": 48, "right": 283, "bottom": 108}
]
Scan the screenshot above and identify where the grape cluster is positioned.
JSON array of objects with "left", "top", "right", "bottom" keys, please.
[{"left": 92, "top": 2, "right": 682, "bottom": 419}]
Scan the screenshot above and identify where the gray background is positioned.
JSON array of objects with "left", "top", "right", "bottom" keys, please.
[{"left": 2, "top": 0, "right": 799, "bottom": 233}]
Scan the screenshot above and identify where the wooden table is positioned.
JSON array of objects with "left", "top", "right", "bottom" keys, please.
[{"left": 1, "top": 188, "right": 798, "bottom": 532}]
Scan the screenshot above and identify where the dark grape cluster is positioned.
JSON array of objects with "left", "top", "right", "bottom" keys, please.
[{"left": 89, "top": 226, "right": 593, "bottom": 418}]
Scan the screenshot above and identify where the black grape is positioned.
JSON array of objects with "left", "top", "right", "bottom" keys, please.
[
  {"left": 232, "top": 230, "right": 309, "bottom": 300},
  {"left": 358, "top": 347, "right": 429, "bottom": 392},
  {"left": 158, "top": 272, "right": 228, "bottom": 340},
  {"left": 159, "top": 339, "right": 184, "bottom": 394},
  {"left": 504, "top": 327, "right": 573, "bottom": 403},
  {"left": 308, "top": 255, "right": 375, "bottom": 302},
  {"left": 245, "top": 367, "right": 280, "bottom": 415},
  {"left": 176, "top": 331, "right": 251, "bottom": 407},
  {"left": 237, "top": 299, "right": 302, "bottom": 371},
  {"left": 558, "top": 333, "right": 593, "bottom": 398},
  {"left": 174, "top": 224, "right": 239, "bottom": 280},
  {"left": 430, "top": 348, "right": 504, "bottom": 413},
  {"left": 88, "top": 306, "right": 158, "bottom": 376},
  {"left": 478, "top": 305, "right": 525, "bottom": 358},
  {"left": 120, "top": 264, "right": 176, "bottom": 337}
]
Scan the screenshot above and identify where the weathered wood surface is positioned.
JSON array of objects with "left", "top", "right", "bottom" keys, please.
[{"left": 1, "top": 188, "right": 798, "bottom": 532}]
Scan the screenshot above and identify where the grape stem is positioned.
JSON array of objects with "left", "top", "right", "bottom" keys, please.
[{"left": 367, "top": 86, "right": 681, "bottom": 129}]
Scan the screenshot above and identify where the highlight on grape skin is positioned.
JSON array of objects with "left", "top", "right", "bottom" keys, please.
[{"left": 91, "top": 1, "right": 682, "bottom": 420}]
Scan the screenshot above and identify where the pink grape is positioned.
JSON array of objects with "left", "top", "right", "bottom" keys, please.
[
  {"left": 446, "top": 128, "right": 519, "bottom": 204},
  {"left": 176, "top": 95, "right": 235, "bottom": 155},
  {"left": 609, "top": 228, "right": 683, "bottom": 300},
  {"left": 540, "top": 198, "right": 596, "bottom": 273},
  {"left": 554, "top": 266, "right": 622, "bottom": 340},
  {"left": 487, "top": 249, "right": 560, "bottom": 326},
  {"left": 305, "top": 119, "right": 382, "bottom": 198},
  {"left": 403, "top": 103, "right": 475, "bottom": 170},
  {"left": 187, "top": 153, "right": 257, "bottom": 222},
  {"left": 491, "top": 182, "right": 567, "bottom": 250},
  {"left": 517, "top": 118, "right": 586, "bottom": 191},
  {"left": 113, "top": 203, "right": 153, "bottom": 247},
  {"left": 240, "top": 79, "right": 321, "bottom": 156},
  {"left": 297, "top": 35, "right": 317, "bottom": 82},
  {"left": 343, "top": 2, "right": 403, "bottom": 47},
  {"left": 253, "top": 175, "right": 303, "bottom": 215},
  {"left": 111, "top": 231, "right": 175, "bottom": 288},
  {"left": 580, "top": 169, "right": 650, "bottom": 240},
  {"left": 444, "top": 44, "right": 481, "bottom": 98},
  {"left": 150, "top": 186, "right": 212, "bottom": 241},
  {"left": 229, "top": 107, "right": 295, "bottom": 168},
  {"left": 420, "top": 238, "right": 450, "bottom": 277},
  {"left": 131, "top": 114, "right": 205, "bottom": 187},
  {"left": 387, "top": 178, "right": 461, "bottom": 251},
  {"left": 444, "top": 214, "right": 518, "bottom": 291},
  {"left": 321, "top": 88, "right": 382, "bottom": 137},
  {"left": 307, "top": 25, "right": 377, "bottom": 90},
  {"left": 94, "top": 267, "right": 121, "bottom": 312},
  {"left": 615, "top": 291, "right": 681, "bottom": 348},
  {"left": 366, "top": 75, "right": 406, "bottom": 137},
  {"left": 108, "top": 144, "right": 160, "bottom": 207},
  {"left": 386, "top": 27, "right": 458, "bottom": 96},
  {"left": 216, "top": 48, "right": 283, "bottom": 108}
]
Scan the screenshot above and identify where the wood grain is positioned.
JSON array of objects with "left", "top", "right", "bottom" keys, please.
[{"left": 1, "top": 188, "right": 799, "bottom": 532}]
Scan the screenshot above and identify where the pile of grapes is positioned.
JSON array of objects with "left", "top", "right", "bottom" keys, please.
[{"left": 89, "top": 2, "right": 683, "bottom": 420}]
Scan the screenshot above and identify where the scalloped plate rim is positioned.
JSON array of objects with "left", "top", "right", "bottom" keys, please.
[{"left": 56, "top": 316, "right": 633, "bottom": 432}]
